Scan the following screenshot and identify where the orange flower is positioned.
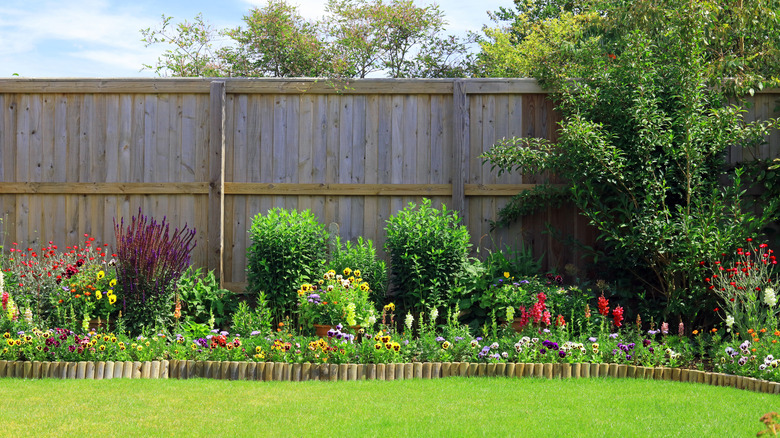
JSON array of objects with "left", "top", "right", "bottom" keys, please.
[
  {"left": 774, "top": 330, "right": 780, "bottom": 336},
  {"left": 748, "top": 329, "right": 755, "bottom": 334},
  {"left": 692, "top": 330, "right": 699, "bottom": 335},
  {"left": 773, "top": 340, "right": 778, "bottom": 344},
  {"left": 711, "top": 328, "right": 717, "bottom": 333},
  {"left": 761, "top": 328, "right": 768, "bottom": 333},
  {"left": 75, "top": 294, "right": 81, "bottom": 299},
  {"left": 278, "top": 322, "right": 284, "bottom": 327},
  {"left": 752, "top": 348, "right": 757, "bottom": 352}
]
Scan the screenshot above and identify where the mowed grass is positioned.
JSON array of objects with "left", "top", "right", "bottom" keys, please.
[{"left": 0, "top": 376, "right": 774, "bottom": 437}]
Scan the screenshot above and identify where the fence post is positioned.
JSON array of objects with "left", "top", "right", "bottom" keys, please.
[
  {"left": 208, "top": 80, "right": 226, "bottom": 286},
  {"left": 452, "top": 79, "right": 469, "bottom": 228}
]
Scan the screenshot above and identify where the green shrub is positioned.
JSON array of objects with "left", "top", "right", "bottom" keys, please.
[
  {"left": 175, "top": 267, "right": 236, "bottom": 329},
  {"left": 384, "top": 198, "right": 471, "bottom": 314},
  {"left": 326, "top": 236, "right": 388, "bottom": 307},
  {"left": 246, "top": 208, "right": 328, "bottom": 320}
]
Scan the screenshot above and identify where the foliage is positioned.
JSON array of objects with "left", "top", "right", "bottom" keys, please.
[
  {"left": 704, "top": 238, "right": 779, "bottom": 338},
  {"left": 246, "top": 208, "right": 328, "bottom": 321},
  {"left": 139, "top": 0, "right": 475, "bottom": 79},
  {"left": 297, "top": 268, "right": 377, "bottom": 329},
  {"left": 453, "top": 245, "right": 545, "bottom": 328},
  {"left": 140, "top": 13, "right": 225, "bottom": 77},
  {"left": 223, "top": 0, "right": 329, "bottom": 77},
  {"left": 114, "top": 210, "right": 196, "bottom": 335},
  {"left": 384, "top": 198, "right": 471, "bottom": 314},
  {"left": 481, "top": 0, "right": 780, "bottom": 323},
  {"left": 326, "top": 236, "right": 387, "bottom": 307},
  {"left": 230, "top": 298, "right": 273, "bottom": 337},
  {"left": 175, "top": 267, "right": 236, "bottom": 329},
  {"left": 478, "top": 0, "right": 780, "bottom": 94}
]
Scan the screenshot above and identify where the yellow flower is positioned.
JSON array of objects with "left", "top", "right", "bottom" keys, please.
[
  {"left": 108, "top": 295, "right": 117, "bottom": 305},
  {"left": 97, "top": 270, "right": 105, "bottom": 280},
  {"left": 442, "top": 341, "right": 451, "bottom": 350},
  {"left": 354, "top": 269, "right": 361, "bottom": 278},
  {"left": 109, "top": 279, "right": 117, "bottom": 287},
  {"left": 504, "top": 272, "right": 510, "bottom": 278},
  {"left": 360, "top": 283, "right": 370, "bottom": 292},
  {"left": 343, "top": 268, "right": 352, "bottom": 276},
  {"left": 96, "top": 290, "right": 102, "bottom": 300}
]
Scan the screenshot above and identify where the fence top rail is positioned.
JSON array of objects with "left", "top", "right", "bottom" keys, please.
[
  {"left": 1, "top": 77, "right": 778, "bottom": 95},
  {"left": 0, "top": 77, "right": 551, "bottom": 95}
]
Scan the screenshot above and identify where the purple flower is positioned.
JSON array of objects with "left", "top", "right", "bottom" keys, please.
[
  {"left": 643, "top": 339, "right": 652, "bottom": 347},
  {"left": 327, "top": 329, "right": 336, "bottom": 338},
  {"left": 543, "top": 329, "right": 551, "bottom": 334},
  {"left": 738, "top": 356, "right": 748, "bottom": 366},
  {"left": 648, "top": 347, "right": 654, "bottom": 353},
  {"left": 210, "top": 329, "right": 219, "bottom": 334},
  {"left": 476, "top": 337, "right": 483, "bottom": 341},
  {"left": 501, "top": 352, "right": 509, "bottom": 359},
  {"left": 539, "top": 348, "right": 547, "bottom": 355},
  {"left": 454, "top": 336, "right": 464, "bottom": 342},
  {"left": 403, "top": 340, "right": 410, "bottom": 345},
  {"left": 588, "top": 337, "right": 598, "bottom": 343},
  {"left": 436, "top": 336, "right": 445, "bottom": 342},
  {"left": 336, "top": 323, "right": 344, "bottom": 331},
  {"left": 609, "top": 333, "right": 619, "bottom": 339},
  {"left": 625, "top": 354, "right": 632, "bottom": 361},
  {"left": 250, "top": 331, "right": 261, "bottom": 336},
  {"left": 559, "top": 351, "right": 566, "bottom": 358}
]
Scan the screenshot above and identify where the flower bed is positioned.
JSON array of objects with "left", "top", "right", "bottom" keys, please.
[{"left": 1, "top": 359, "right": 778, "bottom": 394}]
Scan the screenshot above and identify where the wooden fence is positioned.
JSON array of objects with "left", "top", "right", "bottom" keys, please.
[{"left": 1, "top": 78, "right": 778, "bottom": 291}]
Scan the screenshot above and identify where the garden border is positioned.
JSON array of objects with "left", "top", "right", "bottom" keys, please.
[{"left": 0, "top": 360, "right": 777, "bottom": 394}]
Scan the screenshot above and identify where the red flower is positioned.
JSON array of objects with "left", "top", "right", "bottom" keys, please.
[
  {"left": 598, "top": 294, "right": 610, "bottom": 317},
  {"left": 612, "top": 305, "right": 624, "bottom": 328}
]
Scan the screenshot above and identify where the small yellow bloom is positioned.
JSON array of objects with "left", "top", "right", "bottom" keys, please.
[
  {"left": 354, "top": 269, "right": 361, "bottom": 278},
  {"left": 109, "top": 279, "right": 117, "bottom": 287},
  {"left": 504, "top": 272, "right": 510, "bottom": 278},
  {"left": 108, "top": 295, "right": 117, "bottom": 305},
  {"left": 97, "top": 270, "right": 105, "bottom": 280},
  {"left": 343, "top": 267, "right": 352, "bottom": 276},
  {"left": 96, "top": 290, "right": 103, "bottom": 300}
]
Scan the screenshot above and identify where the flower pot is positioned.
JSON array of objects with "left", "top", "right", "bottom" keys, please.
[{"left": 313, "top": 324, "right": 333, "bottom": 338}]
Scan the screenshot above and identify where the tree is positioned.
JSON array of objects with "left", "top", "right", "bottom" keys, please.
[
  {"left": 480, "top": 0, "right": 780, "bottom": 322},
  {"left": 140, "top": 13, "right": 225, "bottom": 77},
  {"left": 223, "top": 0, "right": 329, "bottom": 77},
  {"left": 140, "top": 0, "right": 476, "bottom": 79}
]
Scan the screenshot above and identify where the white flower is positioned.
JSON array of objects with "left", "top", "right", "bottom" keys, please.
[
  {"left": 725, "top": 315, "right": 735, "bottom": 328},
  {"left": 367, "top": 314, "right": 377, "bottom": 325},
  {"left": 404, "top": 312, "right": 414, "bottom": 331},
  {"left": 765, "top": 288, "right": 777, "bottom": 307},
  {"left": 430, "top": 307, "right": 439, "bottom": 323}
]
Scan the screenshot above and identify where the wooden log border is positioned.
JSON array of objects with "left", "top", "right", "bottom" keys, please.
[{"left": 0, "top": 360, "right": 778, "bottom": 394}]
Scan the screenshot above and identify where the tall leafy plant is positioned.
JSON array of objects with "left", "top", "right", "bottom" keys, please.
[
  {"left": 384, "top": 198, "right": 471, "bottom": 315},
  {"left": 114, "top": 210, "right": 196, "bottom": 334},
  {"left": 246, "top": 208, "right": 328, "bottom": 321},
  {"left": 481, "top": 0, "right": 780, "bottom": 322}
]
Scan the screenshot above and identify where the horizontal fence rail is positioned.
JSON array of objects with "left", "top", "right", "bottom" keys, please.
[{"left": 1, "top": 78, "right": 778, "bottom": 291}]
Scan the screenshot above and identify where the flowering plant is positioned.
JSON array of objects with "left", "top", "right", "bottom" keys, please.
[
  {"left": 704, "top": 238, "right": 778, "bottom": 337},
  {"left": 3, "top": 234, "right": 113, "bottom": 323},
  {"left": 478, "top": 272, "right": 533, "bottom": 315},
  {"left": 297, "top": 268, "right": 377, "bottom": 328}
]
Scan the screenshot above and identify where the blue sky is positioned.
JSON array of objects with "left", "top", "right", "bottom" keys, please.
[{"left": 0, "top": 0, "right": 512, "bottom": 78}]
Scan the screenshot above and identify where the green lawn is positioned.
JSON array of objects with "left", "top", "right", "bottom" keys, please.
[{"left": 0, "top": 377, "right": 774, "bottom": 437}]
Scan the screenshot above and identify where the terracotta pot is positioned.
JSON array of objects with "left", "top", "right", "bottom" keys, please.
[{"left": 313, "top": 324, "right": 333, "bottom": 338}]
